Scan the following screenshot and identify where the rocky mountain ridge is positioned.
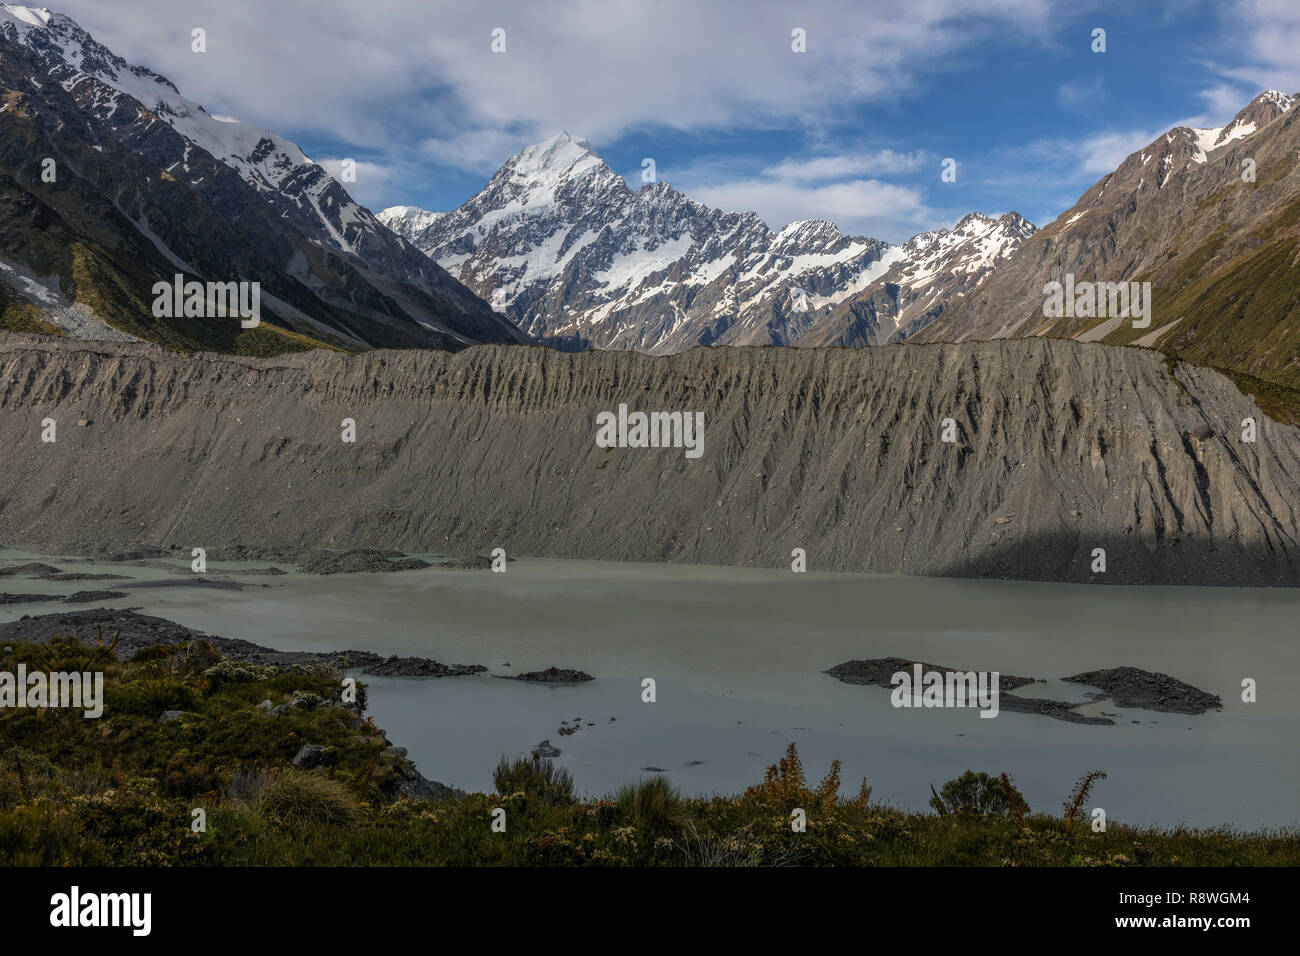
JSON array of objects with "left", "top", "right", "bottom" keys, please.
[
  {"left": 796, "top": 211, "right": 1035, "bottom": 347},
  {"left": 913, "top": 89, "right": 1300, "bottom": 397}
]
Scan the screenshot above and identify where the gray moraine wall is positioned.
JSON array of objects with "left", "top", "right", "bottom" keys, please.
[{"left": 1, "top": 334, "right": 1297, "bottom": 585}]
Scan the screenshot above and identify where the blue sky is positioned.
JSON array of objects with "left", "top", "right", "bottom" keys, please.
[{"left": 56, "top": 0, "right": 1300, "bottom": 243}]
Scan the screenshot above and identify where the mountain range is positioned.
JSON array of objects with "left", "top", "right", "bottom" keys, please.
[
  {"left": 381, "top": 89, "right": 1300, "bottom": 412},
  {"left": 2, "top": 2, "right": 1298, "bottom": 422},
  {"left": 0, "top": 4, "right": 525, "bottom": 353},
  {"left": 380, "top": 134, "right": 1035, "bottom": 352}
]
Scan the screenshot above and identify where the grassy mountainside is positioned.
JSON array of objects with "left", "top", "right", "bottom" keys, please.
[
  {"left": 915, "top": 94, "right": 1300, "bottom": 402},
  {"left": 0, "top": 277, "right": 61, "bottom": 335},
  {"left": 1103, "top": 183, "right": 1300, "bottom": 403}
]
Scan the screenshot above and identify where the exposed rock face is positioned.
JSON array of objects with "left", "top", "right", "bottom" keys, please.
[
  {"left": 0, "top": 608, "right": 487, "bottom": 679},
  {"left": 45, "top": 572, "right": 130, "bottom": 582},
  {"left": 914, "top": 91, "right": 1300, "bottom": 393},
  {"left": 291, "top": 744, "right": 332, "bottom": 768},
  {"left": 826, "top": 658, "right": 1222, "bottom": 724},
  {"left": 1, "top": 335, "right": 1298, "bottom": 584},
  {"left": 0, "top": 562, "right": 62, "bottom": 577},
  {"left": 0, "top": 593, "right": 46, "bottom": 604},
  {"left": 392, "top": 770, "right": 463, "bottom": 803},
  {"left": 0, "top": 609, "right": 216, "bottom": 655},
  {"left": 381, "top": 134, "right": 1032, "bottom": 353},
  {"left": 826, "top": 658, "right": 1112, "bottom": 725}
]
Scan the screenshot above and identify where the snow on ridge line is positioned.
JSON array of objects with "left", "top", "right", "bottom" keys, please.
[
  {"left": 0, "top": 4, "right": 52, "bottom": 28},
  {"left": 0, "top": 4, "right": 404, "bottom": 258},
  {"left": 1, "top": 5, "right": 311, "bottom": 178}
]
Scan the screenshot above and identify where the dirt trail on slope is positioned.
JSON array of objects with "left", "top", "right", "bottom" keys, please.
[{"left": 1, "top": 335, "right": 1297, "bottom": 585}]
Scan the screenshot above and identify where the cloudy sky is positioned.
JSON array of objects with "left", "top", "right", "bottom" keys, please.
[{"left": 52, "top": 0, "right": 1300, "bottom": 243}]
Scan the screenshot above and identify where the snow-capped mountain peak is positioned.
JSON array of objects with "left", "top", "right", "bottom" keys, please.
[
  {"left": 1, "top": 4, "right": 51, "bottom": 28},
  {"left": 1, "top": 6, "right": 314, "bottom": 194},
  {"left": 487, "top": 131, "right": 628, "bottom": 213},
  {"left": 1058, "top": 87, "right": 1300, "bottom": 209},
  {"left": 381, "top": 134, "right": 1036, "bottom": 353},
  {"left": 1205, "top": 89, "right": 1294, "bottom": 148},
  {"left": 380, "top": 205, "right": 447, "bottom": 232},
  {"left": 510, "top": 131, "right": 598, "bottom": 174},
  {"left": 793, "top": 207, "right": 1037, "bottom": 349},
  {"left": 1258, "top": 89, "right": 1295, "bottom": 111},
  {"left": 1177, "top": 89, "right": 1295, "bottom": 167},
  {"left": 772, "top": 219, "right": 848, "bottom": 251}
]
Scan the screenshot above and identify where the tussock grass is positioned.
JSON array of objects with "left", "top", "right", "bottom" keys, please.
[
  {"left": 258, "top": 770, "right": 358, "bottom": 829},
  {"left": 493, "top": 754, "right": 575, "bottom": 807},
  {"left": 612, "top": 776, "right": 685, "bottom": 832}
]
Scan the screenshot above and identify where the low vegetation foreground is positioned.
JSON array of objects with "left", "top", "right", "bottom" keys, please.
[{"left": 1, "top": 635, "right": 1294, "bottom": 867}]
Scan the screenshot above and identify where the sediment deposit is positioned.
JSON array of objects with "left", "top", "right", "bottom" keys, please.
[{"left": 1, "top": 335, "right": 1298, "bottom": 584}]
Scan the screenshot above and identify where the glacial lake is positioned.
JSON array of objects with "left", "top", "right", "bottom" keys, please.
[{"left": 2, "top": 549, "right": 1297, "bottom": 829}]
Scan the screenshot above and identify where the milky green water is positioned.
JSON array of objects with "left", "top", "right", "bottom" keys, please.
[{"left": 2, "top": 549, "right": 1296, "bottom": 828}]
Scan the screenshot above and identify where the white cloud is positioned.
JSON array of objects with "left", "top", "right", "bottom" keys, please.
[
  {"left": 1022, "top": 107, "right": 1215, "bottom": 183},
  {"left": 762, "top": 150, "right": 932, "bottom": 181},
  {"left": 418, "top": 129, "right": 532, "bottom": 173},
  {"left": 49, "top": 0, "right": 1289, "bottom": 241},
  {"left": 664, "top": 145, "right": 938, "bottom": 239},
  {"left": 1075, "top": 129, "right": 1161, "bottom": 176},
  {"left": 1219, "top": 0, "right": 1300, "bottom": 91},
  {"left": 1198, "top": 84, "right": 1251, "bottom": 119},
  {"left": 316, "top": 159, "right": 393, "bottom": 210},
  {"left": 52, "top": 0, "right": 1056, "bottom": 177},
  {"left": 1193, "top": 1, "right": 1300, "bottom": 123},
  {"left": 689, "top": 176, "right": 931, "bottom": 239}
]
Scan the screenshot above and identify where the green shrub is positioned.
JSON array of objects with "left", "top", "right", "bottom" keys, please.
[
  {"left": 929, "top": 771, "right": 1027, "bottom": 817},
  {"left": 68, "top": 792, "right": 215, "bottom": 865},
  {"left": 160, "top": 757, "right": 222, "bottom": 798},
  {"left": 493, "top": 755, "right": 576, "bottom": 806},
  {"left": 202, "top": 659, "right": 279, "bottom": 691},
  {"left": 613, "top": 777, "right": 684, "bottom": 832},
  {"left": 0, "top": 802, "right": 79, "bottom": 865},
  {"left": 129, "top": 677, "right": 197, "bottom": 715}
]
